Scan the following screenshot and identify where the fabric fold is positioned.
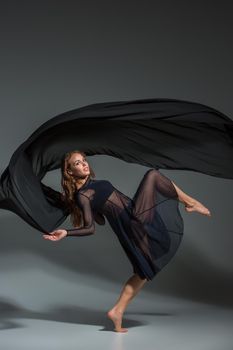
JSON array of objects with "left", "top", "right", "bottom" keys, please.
[{"left": 0, "top": 97, "right": 232, "bottom": 233}]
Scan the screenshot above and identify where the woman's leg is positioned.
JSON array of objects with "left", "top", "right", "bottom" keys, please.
[
  {"left": 107, "top": 273, "right": 147, "bottom": 332},
  {"left": 171, "top": 181, "right": 211, "bottom": 216}
]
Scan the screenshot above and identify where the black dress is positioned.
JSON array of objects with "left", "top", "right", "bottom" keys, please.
[{"left": 66, "top": 169, "right": 184, "bottom": 281}]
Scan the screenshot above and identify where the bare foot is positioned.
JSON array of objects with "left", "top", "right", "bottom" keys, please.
[
  {"left": 107, "top": 308, "right": 128, "bottom": 333},
  {"left": 185, "top": 200, "right": 211, "bottom": 216}
]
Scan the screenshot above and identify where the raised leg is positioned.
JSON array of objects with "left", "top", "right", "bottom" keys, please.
[
  {"left": 171, "top": 181, "right": 211, "bottom": 216},
  {"left": 107, "top": 273, "right": 147, "bottom": 332},
  {"left": 132, "top": 168, "right": 178, "bottom": 220},
  {"left": 129, "top": 169, "right": 181, "bottom": 265},
  {"left": 132, "top": 168, "right": 211, "bottom": 217}
]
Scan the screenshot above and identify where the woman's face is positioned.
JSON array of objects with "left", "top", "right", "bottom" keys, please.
[{"left": 67, "top": 153, "right": 90, "bottom": 178}]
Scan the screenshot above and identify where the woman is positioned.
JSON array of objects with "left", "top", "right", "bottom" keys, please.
[{"left": 43, "top": 150, "right": 211, "bottom": 333}]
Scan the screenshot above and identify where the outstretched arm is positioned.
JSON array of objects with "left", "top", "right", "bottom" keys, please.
[{"left": 43, "top": 193, "right": 95, "bottom": 241}]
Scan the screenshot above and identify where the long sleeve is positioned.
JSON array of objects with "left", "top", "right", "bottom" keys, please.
[{"left": 66, "top": 193, "right": 95, "bottom": 237}]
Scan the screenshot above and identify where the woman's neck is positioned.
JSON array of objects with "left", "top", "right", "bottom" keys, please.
[{"left": 75, "top": 175, "right": 90, "bottom": 190}]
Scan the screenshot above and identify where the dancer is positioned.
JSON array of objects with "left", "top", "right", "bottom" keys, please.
[
  {"left": 43, "top": 150, "right": 211, "bottom": 332},
  {"left": 0, "top": 98, "right": 232, "bottom": 332}
]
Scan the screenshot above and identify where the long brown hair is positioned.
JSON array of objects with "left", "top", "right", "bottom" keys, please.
[{"left": 60, "top": 150, "right": 95, "bottom": 227}]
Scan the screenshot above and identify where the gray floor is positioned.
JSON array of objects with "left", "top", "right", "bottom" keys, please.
[{"left": 0, "top": 253, "right": 232, "bottom": 350}]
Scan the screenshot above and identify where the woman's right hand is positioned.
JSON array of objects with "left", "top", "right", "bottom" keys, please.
[{"left": 43, "top": 229, "right": 67, "bottom": 241}]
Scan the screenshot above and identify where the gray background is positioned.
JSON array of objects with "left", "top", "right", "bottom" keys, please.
[{"left": 0, "top": 1, "right": 233, "bottom": 349}]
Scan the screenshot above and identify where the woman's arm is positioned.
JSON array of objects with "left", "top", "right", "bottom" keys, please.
[
  {"left": 66, "top": 193, "right": 95, "bottom": 236},
  {"left": 43, "top": 193, "right": 95, "bottom": 241}
]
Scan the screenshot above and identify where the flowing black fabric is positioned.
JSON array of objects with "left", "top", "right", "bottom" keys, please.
[{"left": 0, "top": 97, "right": 233, "bottom": 235}]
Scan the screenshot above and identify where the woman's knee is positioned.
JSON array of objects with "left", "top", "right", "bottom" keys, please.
[{"left": 146, "top": 168, "right": 161, "bottom": 181}]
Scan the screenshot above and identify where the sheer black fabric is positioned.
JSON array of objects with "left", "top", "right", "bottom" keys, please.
[
  {"left": 66, "top": 169, "right": 184, "bottom": 281},
  {"left": 0, "top": 97, "right": 233, "bottom": 234},
  {"left": 67, "top": 192, "right": 95, "bottom": 236}
]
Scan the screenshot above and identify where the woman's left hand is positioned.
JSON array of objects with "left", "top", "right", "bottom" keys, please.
[{"left": 43, "top": 229, "right": 67, "bottom": 241}]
